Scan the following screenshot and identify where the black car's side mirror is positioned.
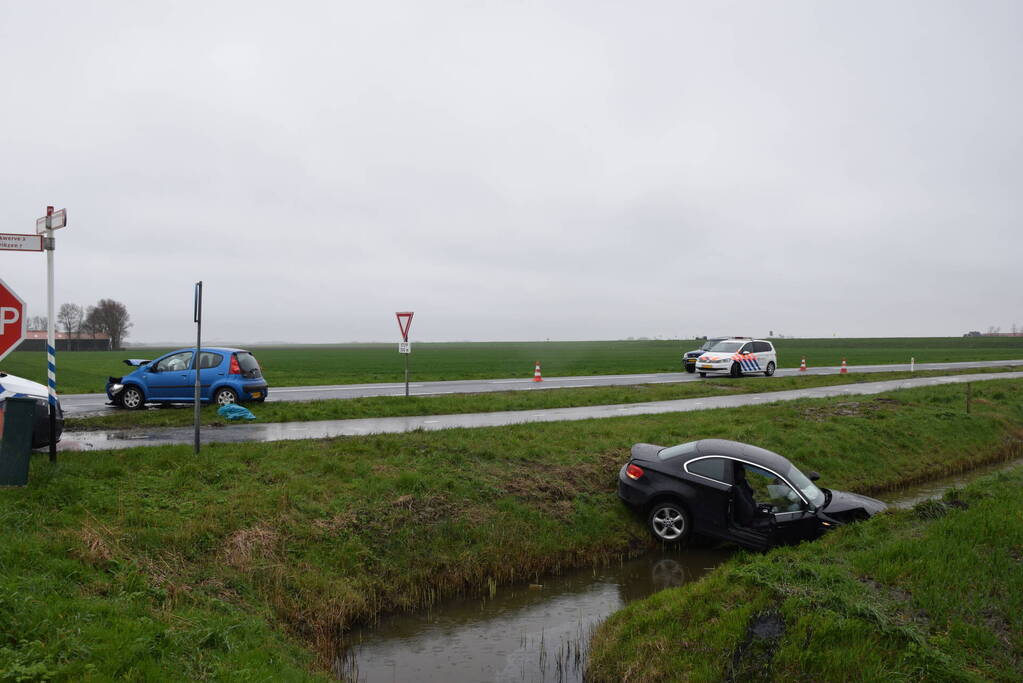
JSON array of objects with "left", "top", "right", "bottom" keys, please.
[{"left": 808, "top": 471, "right": 821, "bottom": 482}]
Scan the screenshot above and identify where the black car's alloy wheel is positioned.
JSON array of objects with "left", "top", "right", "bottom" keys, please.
[
  {"left": 648, "top": 502, "right": 690, "bottom": 543},
  {"left": 214, "top": 388, "right": 238, "bottom": 406},
  {"left": 120, "top": 386, "right": 145, "bottom": 410}
]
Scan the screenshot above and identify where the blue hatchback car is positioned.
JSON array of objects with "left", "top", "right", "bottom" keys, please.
[{"left": 106, "top": 347, "right": 269, "bottom": 409}]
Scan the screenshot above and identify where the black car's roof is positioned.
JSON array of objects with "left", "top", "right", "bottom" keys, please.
[
  {"left": 693, "top": 439, "right": 792, "bottom": 471},
  {"left": 633, "top": 439, "right": 795, "bottom": 473}
]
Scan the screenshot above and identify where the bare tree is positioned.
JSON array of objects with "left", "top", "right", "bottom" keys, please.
[
  {"left": 28, "top": 315, "right": 48, "bottom": 331},
  {"left": 85, "top": 299, "right": 132, "bottom": 350},
  {"left": 57, "top": 303, "right": 84, "bottom": 350}
]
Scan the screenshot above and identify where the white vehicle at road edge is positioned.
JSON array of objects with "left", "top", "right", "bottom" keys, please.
[{"left": 697, "top": 338, "right": 777, "bottom": 378}]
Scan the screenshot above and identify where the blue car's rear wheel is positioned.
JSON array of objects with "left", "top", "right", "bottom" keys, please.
[
  {"left": 648, "top": 502, "right": 690, "bottom": 544},
  {"left": 120, "top": 385, "right": 145, "bottom": 410},
  {"left": 214, "top": 387, "right": 238, "bottom": 406}
]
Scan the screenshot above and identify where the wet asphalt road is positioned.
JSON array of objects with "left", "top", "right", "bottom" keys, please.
[
  {"left": 58, "top": 369, "right": 1023, "bottom": 451},
  {"left": 58, "top": 359, "right": 1023, "bottom": 417}
]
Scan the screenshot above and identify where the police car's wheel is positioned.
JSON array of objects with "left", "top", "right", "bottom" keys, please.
[
  {"left": 764, "top": 361, "right": 776, "bottom": 377},
  {"left": 730, "top": 362, "right": 742, "bottom": 378}
]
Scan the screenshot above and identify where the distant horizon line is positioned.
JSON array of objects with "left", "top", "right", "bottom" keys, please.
[{"left": 121, "top": 333, "right": 997, "bottom": 347}]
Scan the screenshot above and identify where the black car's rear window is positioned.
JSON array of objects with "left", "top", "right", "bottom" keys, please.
[
  {"left": 658, "top": 442, "right": 699, "bottom": 460},
  {"left": 235, "top": 352, "right": 261, "bottom": 377}
]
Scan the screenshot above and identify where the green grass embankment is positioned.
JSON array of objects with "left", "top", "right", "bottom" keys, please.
[
  {"left": 588, "top": 467, "right": 1023, "bottom": 681},
  {"left": 2, "top": 379, "right": 1022, "bottom": 678},
  {"left": 63, "top": 366, "right": 1023, "bottom": 432},
  {"left": 4, "top": 336, "right": 1023, "bottom": 394}
]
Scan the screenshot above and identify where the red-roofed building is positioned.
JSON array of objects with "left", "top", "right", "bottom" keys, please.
[{"left": 21, "top": 330, "right": 112, "bottom": 351}]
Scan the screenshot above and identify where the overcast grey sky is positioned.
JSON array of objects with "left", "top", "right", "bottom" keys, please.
[{"left": 1, "top": 1, "right": 1020, "bottom": 344}]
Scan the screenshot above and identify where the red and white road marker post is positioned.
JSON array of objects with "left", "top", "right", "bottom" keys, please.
[
  {"left": 799, "top": 357, "right": 807, "bottom": 372},
  {"left": 533, "top": 361, "right": 543, "bottom": 382},
  {"left": 840, "top": 358, "right": 848, "bottom": 374},
  {"left": 395, "top": 312, "right": 414, "bottom": 397}
]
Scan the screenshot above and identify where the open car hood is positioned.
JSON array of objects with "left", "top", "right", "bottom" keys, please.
[{"left": 123, "top": 359, "right": 152, "bottom": 367}]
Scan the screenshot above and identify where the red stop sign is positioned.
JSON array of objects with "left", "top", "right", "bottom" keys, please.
[{"left": 0, "top": 278, "right": 27, "bottom": 362}]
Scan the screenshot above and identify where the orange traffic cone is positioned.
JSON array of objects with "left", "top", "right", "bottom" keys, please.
[
  {"left": 799, "top": 357, "right": 807, "bottom": 372},
  {"left": 533, "top": 361, "right": 543, "bottom": 382},
  {"left": 840, "top": 358, "right": 848, "bottom": 374}
]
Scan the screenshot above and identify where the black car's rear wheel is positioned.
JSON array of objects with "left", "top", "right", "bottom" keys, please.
[
  {"left": 120, "top": 386, "right": 146, "bottom": 410},
  {"left": 648, "top": 502, "right": 690, "bottom": 543},
  {"left": 730, "top": 361, "right": 743, "bottom": 378},
  {"left": 699, "top": 372, "right": 707, "bottom": 378},
  {"left": 684, "top": 363, "right": 696, "bottom": 373}
]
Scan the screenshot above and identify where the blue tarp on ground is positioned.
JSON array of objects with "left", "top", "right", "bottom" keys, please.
[{"left": 217, "top": 404, "right": 256, "bottom": 421}]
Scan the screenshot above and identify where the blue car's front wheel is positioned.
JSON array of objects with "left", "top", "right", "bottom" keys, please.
[
  {"left": 213, "top": 387, "right": 238, "bottom": 406},
  {"left": 120, "top": 386, "right": 146, "bottom": 410}
]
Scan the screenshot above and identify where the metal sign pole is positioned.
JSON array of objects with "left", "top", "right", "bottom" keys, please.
[
  {"left": 395, "top": 311, "right": 414, "bottom": 397},
  {"left": 193, "top": 281, "right": 202, "bottom": 454},
  {"left": 44, "top": 207, "right": 57, "bottom": 464}
]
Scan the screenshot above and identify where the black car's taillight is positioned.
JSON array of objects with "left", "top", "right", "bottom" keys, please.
[{"left": 626, "top": 463, "right": 644, "bottom": 480}]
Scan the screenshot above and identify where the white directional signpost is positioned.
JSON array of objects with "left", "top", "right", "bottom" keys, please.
[
  {"left": 0, "top": 234, "right": 43, "bottom": 252},
  {"left": 396, "top": 311, "right": 414, "bottom": 397},
  {"left": 36, "top": 206, "right": 67, "bottom": 463}
]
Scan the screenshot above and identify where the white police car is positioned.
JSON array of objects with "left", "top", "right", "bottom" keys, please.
[
  {"left": 696, "top": 338, "right": 777, "bottom": 378},
  {"left": 0, "top": 372, "right": 63, "bottom": 447}
]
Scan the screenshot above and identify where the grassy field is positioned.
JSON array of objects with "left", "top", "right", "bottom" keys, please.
[
  {"left": 2, "top": 378, "right": 1021, "bottom": 678},
  {"left": 64, "top": 365, "right": 1023, "bottom": 431},
  {"left": 588, "top": 467, "right": 1023, "bottom": 681},
  {"left": 3, "top": 336, "right": 1023, "bottom": 394}
]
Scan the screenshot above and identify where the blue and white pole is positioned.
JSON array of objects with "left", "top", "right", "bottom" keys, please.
[{"left": 44, "top": 206, "right": 57, "bottom": 463}]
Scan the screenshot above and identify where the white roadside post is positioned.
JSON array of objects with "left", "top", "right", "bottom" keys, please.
[
  {"left": 35, "top": 207, "right": 67, "bottom": 464},
  {"left": 395, "top": 311, "right": 414, "bottom": 397}
]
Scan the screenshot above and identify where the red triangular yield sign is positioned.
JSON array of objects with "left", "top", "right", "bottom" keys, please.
[{"left": 395, "top": 311, "right": 414, "bottom": 341}]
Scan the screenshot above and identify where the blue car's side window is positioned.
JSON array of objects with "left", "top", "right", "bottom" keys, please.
[
  {"left": 154, "top": 352, "right": 193, "bottom": 373},
  {"left": 198, "top": 352, "right": 223, "bottom": 370}
]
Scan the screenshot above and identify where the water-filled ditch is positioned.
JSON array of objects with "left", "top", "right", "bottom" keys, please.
[{"left": 334, "top": 458, "right": 1022, "bottom": 682}]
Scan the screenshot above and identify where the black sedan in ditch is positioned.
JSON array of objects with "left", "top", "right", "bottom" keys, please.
[{"left": 618, "top": 439, "right": 886, "bottom": 550}]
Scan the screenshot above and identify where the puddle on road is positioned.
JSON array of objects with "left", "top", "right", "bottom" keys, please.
[
  {"left": 333, "top": 548, "right": 730, "bottom": 683},
  {"left": 333, "top": 458, "right": 1022, "bottom": 682}
]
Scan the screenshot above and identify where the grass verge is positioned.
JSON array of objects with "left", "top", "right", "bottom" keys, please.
[
  {"left": 587, "top": 466, "right": 1023, "bottom": 681},
  {"left": 2, "top": 379, "right": 1022, "bottom": 678},
  {"left": 64, "top": 365, "right": 1023, "bottom": 431}
]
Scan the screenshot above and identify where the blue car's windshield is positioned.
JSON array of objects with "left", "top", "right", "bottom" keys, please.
[{"left": 786, "top": 466, "right": 826, "bottom": 508}]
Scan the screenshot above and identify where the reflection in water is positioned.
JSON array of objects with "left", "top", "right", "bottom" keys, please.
[{"left": 333, "top": 548, "right": 731, "bottom": 683}]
